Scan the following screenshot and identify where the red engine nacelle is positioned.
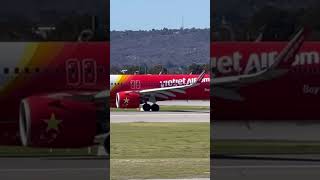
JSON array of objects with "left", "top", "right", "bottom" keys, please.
[
  {"left": 116, "top": 91, "right": 140, "bottom": 108},
  {"left": 19, "top": 96, "right": 97, "bottom": 148}
]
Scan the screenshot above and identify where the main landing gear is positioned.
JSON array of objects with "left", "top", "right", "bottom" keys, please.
[{"left": 142, "top": 103, "right": 160, "bottom": 111}]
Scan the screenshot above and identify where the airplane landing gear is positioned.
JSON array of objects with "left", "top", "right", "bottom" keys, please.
[
  {"left": 151, "top": 104, "right": 160, "bottom": 111},
  {"left": 142, "top": 103, "right": 151, "bottom": 111},
  {"left": 142, "top": 103, "right": 160, "bottom": 111}
]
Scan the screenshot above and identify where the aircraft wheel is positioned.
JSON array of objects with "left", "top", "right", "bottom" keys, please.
[
  {"left": 142, "top": 103, "right": 151, "bottom": 111},
  {"left": 151, "top": 104, "right": 160, "bottom": 111}
]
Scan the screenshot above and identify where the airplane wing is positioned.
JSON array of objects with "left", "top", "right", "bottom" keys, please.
[
  {"left": 42, "top": 90, "right": 109, "bottom": 104},
  {"left": 137, "top": 70, "right": 206, "bottom": 101},
  {"left": 213, "top": 27, "right": 307, "bottom": 87},
  {"left": 212, "top": 27, "right": 308, "bottom": 101}
]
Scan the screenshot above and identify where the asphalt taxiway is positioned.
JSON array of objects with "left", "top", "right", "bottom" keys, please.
[
  {"left": 0, "top": 157, "right": 109, "bottom": 180},
  {"left": 212, "top": 155, "right": 320, "bottom": 180},
  {"left": 110, "top": 111, "right": 210, "bottom": 123}
]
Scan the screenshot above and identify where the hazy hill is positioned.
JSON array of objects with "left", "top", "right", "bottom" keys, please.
[{"left": 110, "top": 28, "right": 210, "bottom": 69}]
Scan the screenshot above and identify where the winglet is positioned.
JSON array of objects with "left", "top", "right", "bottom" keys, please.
[
  {"left": 196, "top": 70, "right": 206, "bottom": 84},
  {"left": 270, "top": 27, "right": 309, "bottom": 70}
]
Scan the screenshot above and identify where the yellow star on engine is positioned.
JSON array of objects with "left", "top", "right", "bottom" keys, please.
[
  {"left": 44, "top": 113, "right": 62, "bottom": 132},
  {"left": 123, "top": 97, "right": 130, "bottom": 106}
]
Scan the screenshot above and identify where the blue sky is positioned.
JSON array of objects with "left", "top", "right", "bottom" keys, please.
[{"left": 111, "top": 0, "right": 210, "bottom": 31}]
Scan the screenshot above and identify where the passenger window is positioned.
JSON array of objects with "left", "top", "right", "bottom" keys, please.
[
  {"left": 35, "top": 68, "right": 40, "bottom": 73},
  {"left": 14, "top": 68, "right": 19, "bottom": 74},
  {"left": 24, "top": 68, "right": 29, "bottom": 73},
  {"left": 3, "top": 68, "right": 9, "bottom": 74}
]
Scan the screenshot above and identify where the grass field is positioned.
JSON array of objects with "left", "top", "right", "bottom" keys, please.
[
  {"left": 213, "top": 140, "right": 320, "bottom": 155},
  {"left": 110, "top": 122, "right": 210, "bottom": 180},
  {"left": 0, "top": 146, "right": 96, "bottom": 156}
]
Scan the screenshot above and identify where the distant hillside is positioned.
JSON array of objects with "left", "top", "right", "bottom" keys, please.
[{"left": 110, "top": 28, "right": 210, "bottom": 69}]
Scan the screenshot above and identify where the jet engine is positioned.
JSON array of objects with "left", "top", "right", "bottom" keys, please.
[
  {"left": 116, "top": 91, "right": 140, "bottom": 108},
  {"left": 19, "top": 96, "right": 97, "bottom": 148}
]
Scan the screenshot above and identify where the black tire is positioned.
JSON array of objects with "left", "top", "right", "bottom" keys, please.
[
  {"left": 151, "top": 104, "right": 160, "bottom": 111},
  {"left": 142, "top": 103, "right": 151, "bottom": 111}
]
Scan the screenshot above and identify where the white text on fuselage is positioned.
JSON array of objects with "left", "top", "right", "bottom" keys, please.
[
  {"left": 211, "top": 51, "right": 319, "bottom": 75},
  {"left": 303, "top": 84, "right": 320, "bottom": 95},
  {"left": 160, "top": 77, "right": 210, "bottom": 88}
]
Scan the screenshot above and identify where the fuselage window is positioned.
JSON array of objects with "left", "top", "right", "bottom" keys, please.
[
  {"left": 24, "top": 68, "right": 29, "bottom": 73},
  {"left": 3, "top": 68, "right": 9, "bottom": 74},
  {"left": 14, "top": 68, "right": 19, "bottom": 74},
  {"left": 35, "top": 68, "right": 40, "bottom": 73}
]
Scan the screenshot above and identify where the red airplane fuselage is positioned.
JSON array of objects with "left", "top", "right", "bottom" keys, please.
[
  {"left": 0, "top": 42, "right": 109, "bottom": 147},
  {"left": 212, "top": 42, "right": 320, "bottom": 120},
  {"left": 110, "top": 74, "right": 210, "bottom": 108}
]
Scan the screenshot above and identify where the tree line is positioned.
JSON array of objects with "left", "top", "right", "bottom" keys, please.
[
  {"left": 111, "top": 63, "right": 210, "bottom": 75},
  {"left": 213, "top": 1, "right": 320, "bottom": 41}
]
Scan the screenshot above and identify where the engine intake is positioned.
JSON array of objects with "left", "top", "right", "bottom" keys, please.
[
  {"left": 116, "top": 91, "right": 140, "bottom": 108},
  {"left": 19, "top": 96, "right": 97, "bottom": 148}
]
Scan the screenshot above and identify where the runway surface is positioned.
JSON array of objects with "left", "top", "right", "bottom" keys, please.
[
  {"left": 0, "top": 157, "right": 109, "bottom": 180},
  {"left": 157, "top": 100, "right": 209, "bottom": 106},
  {"left": 212, "top": 155, "right": 320, "bottom": 180},
  {"left": 111, "top": 111, "right": 209, "bottom": 123}
]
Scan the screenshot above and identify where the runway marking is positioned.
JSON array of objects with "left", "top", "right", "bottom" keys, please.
[
  {"left": 0, "top": 168, "right": 107, "bottom": 172},
  {"left": 214, "top": 165, "right": 320, "bottom": 169}
]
